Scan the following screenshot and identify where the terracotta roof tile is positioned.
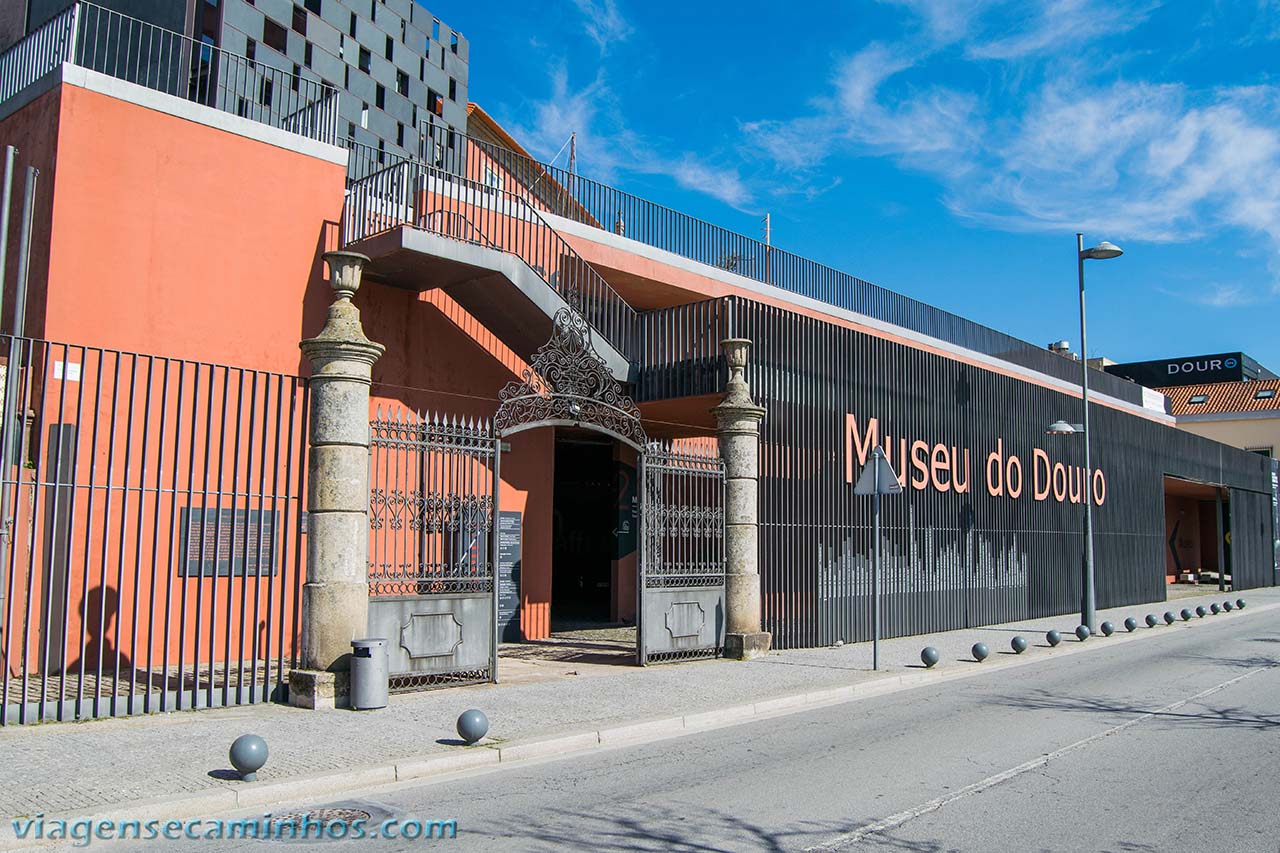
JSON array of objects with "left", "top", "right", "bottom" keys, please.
[{"left": 1160, "top": 378, "right": 1280, "bottom": 416}]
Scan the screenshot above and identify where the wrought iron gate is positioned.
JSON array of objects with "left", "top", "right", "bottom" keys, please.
[
  {"left": 367, "top": 408, "right": 498, "bottom": 691},
  {"left": 638, "top": 442, "right": 726, "bottom": 664}
]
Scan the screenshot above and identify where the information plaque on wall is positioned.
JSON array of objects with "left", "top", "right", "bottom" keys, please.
[
  {"left": 497, "top": 511, "right": 522, "bottom": 642},
  {"left": 178, "top": 508, "right": 279, "bottom": 577}
]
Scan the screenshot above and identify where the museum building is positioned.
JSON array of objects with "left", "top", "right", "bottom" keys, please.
[{"left": 0, "top": 1, "right": 1274, "bottom": 722}]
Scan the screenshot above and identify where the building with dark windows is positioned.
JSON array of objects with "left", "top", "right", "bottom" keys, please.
[{"left": 0, "top": 3, "right": 1274, "bottom": 724}]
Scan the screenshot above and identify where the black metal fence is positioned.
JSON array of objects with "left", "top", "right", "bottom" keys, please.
[{"left": 0, "top": 336, "right": 308, "bottom": 724}]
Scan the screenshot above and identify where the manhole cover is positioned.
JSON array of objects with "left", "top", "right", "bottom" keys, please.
[{"left": 264, "top": 807, "right": 375, "bottom": 843}]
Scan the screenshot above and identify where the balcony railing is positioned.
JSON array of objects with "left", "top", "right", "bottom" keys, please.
[
  {"left": 0, "top": 3, "right": 339, "bottom": 146},
  {"left": 343, "top": 143, "right": 637, "bottom": 362},
  {"left": 431, "top": 127, "right": 1149, "bottom": 408}
]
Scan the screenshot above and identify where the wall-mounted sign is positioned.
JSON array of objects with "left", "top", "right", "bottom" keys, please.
[
  {"left": 497, "top": 511, "right": 522, "bottom": 642},
  {"left": 178, "top": 508, "right": 279, "bottom": 576},
  {"left": 1105, "top": 352, "right": 1266, "bottom": 389}
]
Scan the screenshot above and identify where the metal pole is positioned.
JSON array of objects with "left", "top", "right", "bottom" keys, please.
[
  {"left": 1, "top": 167, "right": 38, "bottom": 545},
  {"left": 1077, "top": 233, "right": 1097, "bottom": 632},
  {"left": 0, "top": 145, "right": 12, "bottom": 626},
  {"left": 872, "top": 450, "right": 881, "bottom": 671},
  {"left": 490, "top": 431, "right": 501, "bottom": 682}
]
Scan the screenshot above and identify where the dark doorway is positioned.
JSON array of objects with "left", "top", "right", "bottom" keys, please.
[{"left": 551, "top": 434, "right": 615, "bottom": 627}]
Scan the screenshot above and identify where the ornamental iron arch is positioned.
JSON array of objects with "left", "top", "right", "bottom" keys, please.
[{"left": 494, "top": 309, "right": 646, "bottom": 449}]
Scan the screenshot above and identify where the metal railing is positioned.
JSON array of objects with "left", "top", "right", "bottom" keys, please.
[
  {"left": 444, "top": 130, "right": 1148, "bottom": 407},
  {"left": 0, "top": 3, "right": 339, "bottom": 146},
  {"left": 0, "top": 335, "right": 308, "bottom": 725},
  {"left": 343, "top": 145, "right": 638, "bottom": 361}
]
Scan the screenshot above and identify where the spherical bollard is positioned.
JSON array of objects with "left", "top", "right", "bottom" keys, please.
[
  {"left": 1180, "top": 608, "right": 1192, "bottom": 621},
  {"left": 1237, "top": 599, "right": 1246, "bottom": 610},
  {"left": 921, "top": 646, "right": 940, "bottom": 668},
  {"left": 1195, "top": 606, "right": 1207, "bottom": 618},
  {"left": 229, "top": 734, "right": 268, "bottom": 782},
  {"left": 1075, "top": 625, "right": 1090, "bottom": 641},
  {"left": 1145, "top": 614, "right": 1159, "bottom": 627},
  {"left": 1211, "top": 603, "right": 1221, "bottom": 614},
  {"left": 1046, "top": 629, "right": 1061, "bottom": 647},
  {"left": 456, "top": 709, "right": 490, "bottom": 745},
  {"left": 1223, "top": 601, "right": 1234, "bottom": 612},
  {"left": 1100, "top": 621, "right": 1114, "bottom": 636},
  {"left": 1163, "top": 611, "right": 1176, "bottom": 625},
  {"left": 1011, "top": 635, "right": 1028, "bottom": 654},
  {"left": 1124, "top": 617, "right": 1138, "bottom": 632},
  {"left": 972, "top": 642, "right": 989, "bottom": 662}
]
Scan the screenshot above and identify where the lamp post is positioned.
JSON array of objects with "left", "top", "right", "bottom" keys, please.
[{"left": 1047, "top": 234, "right": 1123, "bottom": 633}]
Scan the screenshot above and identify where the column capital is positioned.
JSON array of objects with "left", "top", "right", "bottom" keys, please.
[
  {"left": 711, "top": 337, "right": 765, "bottom": 428},
  {"left": 300, "top": 251, "right": 386, "bottom": 368}
]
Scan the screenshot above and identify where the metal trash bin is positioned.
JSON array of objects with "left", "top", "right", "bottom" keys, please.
[{"left": 349, "top": 638, "right": 388, "bottom": 710}]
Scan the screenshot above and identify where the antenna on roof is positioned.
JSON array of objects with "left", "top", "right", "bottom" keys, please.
[{"left": 762, "top": 213, "right": 771, "bottom": 246}]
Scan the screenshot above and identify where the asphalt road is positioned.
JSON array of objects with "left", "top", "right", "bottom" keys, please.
[{"left": 77, "top": 609, "right": 1280, "bottom": 852}]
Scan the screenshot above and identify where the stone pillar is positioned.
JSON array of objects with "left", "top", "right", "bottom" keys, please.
[
  {"left": 711, "top": 338, "right": 771, "bottom": 660},
  {"left": 289, "top": 251, "right": 385, "bottom": 709}
]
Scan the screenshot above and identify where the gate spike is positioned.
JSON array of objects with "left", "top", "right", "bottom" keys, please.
[{"left": 376, "top": 404, "right": 383, "bottom": 420}]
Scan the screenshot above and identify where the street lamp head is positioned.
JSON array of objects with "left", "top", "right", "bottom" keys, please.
[
  {"left": 1080, "top": 241, "right": 1123, "bottom": 260},
  {"left": 1046, "top": 420, "right": 1077, "bottom": 435}
]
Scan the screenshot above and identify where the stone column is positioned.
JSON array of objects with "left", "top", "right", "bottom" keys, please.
[
  {"left": 289, "top": 251, "right": 385, "bottom": 709},
  {"left": 711, "top": 338, "right": 771, "bottom": 660}
]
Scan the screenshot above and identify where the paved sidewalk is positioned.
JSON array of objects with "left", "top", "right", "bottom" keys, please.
[{"left": 2, "top": 586, "right": 1273, "bottom": 824}]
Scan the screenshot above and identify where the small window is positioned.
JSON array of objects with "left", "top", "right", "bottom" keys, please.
[
  {"left": 396, "top": 122, "right": 404, "bottom": 147},
  {"left": 245, "top": 38, "right": 256, "bottom": 64},
  {"left": 291, "top": 6, "right": 307, "bottom": 36},
  {"left": 450, "top": 33, "right": 458, "bottom": 54},
  {"left": 1248, "top": 447, "right": 1273, "bottom": 458},
  {"left": 263, "top": 18, "right": 288, "bottom": 53},
  {"left": 358, "top": 46, "right": 371, "bottom": 73},
  {"left": 343, "top": 65, "right": 350, "bottom": 88},
  {"left": 396, "top": 70, "right": 409, "bottom": 97},
  {"left": 349, "top": 12, "right": 356, "bottom": 37},
  {"left": 377, "top": 139, "right": 385, "bottom": 164},
  {"left": 1188, "top": 394, "right": 1209, "bottom": 404},
  {"left": 432, "top": 19, "right": 440, "bottom": 40},
  {"left": 304, "top": 41, "right": 313, "bottom": 67},
  {"left": 375, "top": 84, "right": 385, "bottom": 110},
  {"left": 385, "top": 34, "right": 393, "bottom": 60},
  {"left": 260, "top": 77, "right": 274, "bottom": 108},
  {"left": 347, "top": 121, "right": 356, "bottom": 141},
  {"left": 419, "top": 56, "right": 425, "bottom": 81},
  {"left": 304, "top": 0, "right": 321, "bottom": 13},
  {"left": 291, "top": 63, "right": 300, "bottom": 92},
  {"left": 1255, "top": 388, "right": 1276, "bottom": 400},
  {"left": 448, "top": 77, "right": 456, "bottom": 100},
  {"left": 360, "top": 103, "right": 369, "bottom": 128},
  {"left": 370, "top": 0, "right": 376, "bottom": 21}
]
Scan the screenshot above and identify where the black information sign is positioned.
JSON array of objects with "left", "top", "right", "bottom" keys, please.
[
  {"left": 178, "top": 508, "right": 279, "bottom": 577},
  {"left": 614, "top": 462, "right": 638, "bottom": 559},
  {"left": 497, "top": 511, "right": 522, "bottom": 642}
]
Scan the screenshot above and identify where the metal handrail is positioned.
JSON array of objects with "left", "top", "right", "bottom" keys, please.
[
  {"left": 343, "top": 145, "right": 638, "bottom": 361},
  {"left": 0, "top": 2, "right": 340, "bottom": 146},
  {"left": 442, "top": 129, "right": 1148, "bottom": 406}
]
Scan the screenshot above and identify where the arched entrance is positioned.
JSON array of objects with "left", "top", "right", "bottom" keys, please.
[{"left": 495, "top": 310, "right": 726, "bottom": 666}]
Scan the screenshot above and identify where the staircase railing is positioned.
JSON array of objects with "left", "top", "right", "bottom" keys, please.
[{"left": 343, "top": 151, "right": 637, "bottom": 362}]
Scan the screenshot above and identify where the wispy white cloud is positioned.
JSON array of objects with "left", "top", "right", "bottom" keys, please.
[{"left": 571, "top": 0, "right": 633, "bottom": 53}]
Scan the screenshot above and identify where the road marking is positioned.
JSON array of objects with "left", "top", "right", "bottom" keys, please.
[{"left": 806, "top": 664, "right": 1277, "bottom": 852}]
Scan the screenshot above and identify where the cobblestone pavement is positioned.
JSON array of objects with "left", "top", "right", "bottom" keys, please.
[{"left": 2, "top": 586, "right": 1273, "bottom": 820}]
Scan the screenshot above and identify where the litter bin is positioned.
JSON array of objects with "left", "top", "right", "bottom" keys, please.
[{"left": 350, "top": 638, "right": 388, "bottom": 710}]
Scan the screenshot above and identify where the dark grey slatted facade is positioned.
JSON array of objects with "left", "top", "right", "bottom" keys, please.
[
  {"left": 1230, "top": 487, "right": 1274, "bottom": 591},
  {"left": 678, "top": 297, "right": 1276, "bottom": 649}
]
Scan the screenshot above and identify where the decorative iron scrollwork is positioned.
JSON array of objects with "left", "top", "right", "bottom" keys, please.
[{"left": 494, "top": 309, "right": 646, "bottom": 448}]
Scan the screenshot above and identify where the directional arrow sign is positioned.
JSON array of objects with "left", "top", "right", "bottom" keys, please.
[{"left": 853, "top": 447, "right": 903, "bottom": 496}]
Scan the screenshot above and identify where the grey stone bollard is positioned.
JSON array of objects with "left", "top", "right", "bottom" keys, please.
[
  {"left": 712, "top": 339, "right": 770, "bottom": 660},
  {"left": 1011, "top": 636, "right": 1028, "bottom": 654},
  {"left": 1124, "top": 617, "right": 1138, "bottom": 632},
  {"left": 1100, "top": 621, "right": 1114, "bottom": 636},
  {"left": 972, "top": 642, "right": 989, "bottom": 662},
  {"left": 921, "top": 646, "right": 940, "bottom": 668},
  {"left": 1211, "top": 603, "right": 1221, "bottom": 614},
  {"left": 1046, "top": 630, "right": 1061, "bottom": 647},
  {"left": 229, "top": 734, "right": 268, "bottom": 782},
  {"left": 1195, "top": 606, "right": 1207, "bottom": 617},
  {"left": 1237, "top": 599, "right": 1246, "bottom": 609},
  {"left": 1075, "top": 625, "right": 1090, "bottom": 641},
  {"left": 1163, "top": 611, "right": 1176, "bottom": 625},
  {"left": 1180, "top": 608, "right": 1192, "bottom": 621},
  {"left": 456, "top": 709, "right": 489, "bottom": 745},
  {"left": 1145, "top": 614, "right": 1159, "bottom": 627},
  {"left": 1223, "top": 601, "right": 1234, "bottom": 612}
]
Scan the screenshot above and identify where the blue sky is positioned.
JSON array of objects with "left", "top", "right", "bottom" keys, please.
[{"left": 429, "top": 0, "right": 1280, "bottom": 370}]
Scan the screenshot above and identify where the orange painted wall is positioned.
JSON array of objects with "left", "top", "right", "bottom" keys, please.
[{"left": 41, "top": 84, "right": 344, "bottom": 374}]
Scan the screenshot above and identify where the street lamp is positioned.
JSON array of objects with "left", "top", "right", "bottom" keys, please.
[{"left": 1048, "top": 234, "right": 1123, "bottom": 633}]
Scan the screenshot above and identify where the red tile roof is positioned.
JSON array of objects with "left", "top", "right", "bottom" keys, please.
[{"left": 1160, "top": 378, "right": 1280, "bottom": 416}]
